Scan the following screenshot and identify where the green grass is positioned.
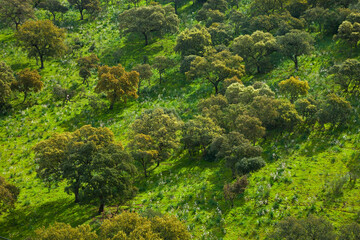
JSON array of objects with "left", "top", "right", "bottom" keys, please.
[{"left": 1, "top": 2, "right": 360, "bottom": 240}]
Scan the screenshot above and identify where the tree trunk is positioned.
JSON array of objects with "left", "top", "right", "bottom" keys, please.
[
  {"left": 174, "top": 0, "right": 178, "bottom": 14},
  {"left": 40, "top": 54, "right": 44, "bottom": 69},
  {"left": 143, "top": 32, "right": 148, "bottom": 46},
  {"left": 22, "top": 91, "right": 27, "bottom": 103},
  {"left": 80, "top": 9, "right": 84, "bottom": 20},
  {"left": 159, "top": 72, "right": 162, "bottom": 84},
  {"left": 214, "top": 82, "right": 219, "bottom": 95},
  {"left": 52, "top": 12, "right": 56, "bottom": 22},
  {"left": 98, "top": 202, "right": 105, "bottom": 214},
  {"left": 138, "top": 79, "right": 141, "bottom": 95},
  {"left": 294, "top": 56, "right": 298, "bottom": 71},
  {"left": 109, "top": 101, "right": 114, "bottom": 110},
  {"left": 74, "top": 186, "right": 80, "bottom": 203},
  {"left": 143, "top": 163, "right": 148, "bottom": 178}
]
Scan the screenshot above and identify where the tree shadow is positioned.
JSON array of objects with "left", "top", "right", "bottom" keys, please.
[{"left": 0, "top": 198, "right": 97, "bottom": 240}]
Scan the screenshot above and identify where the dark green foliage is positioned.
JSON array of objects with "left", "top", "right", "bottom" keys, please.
[
  {"left": 0, "top": 62, "right": 15, "bottom": 110},
  {"left": 224, "top": 175, "right": 248, "bottom": 207},
  {"left": 68, "top": 0, "right": 100, "bottom": 20},
  {"left": 206, "top": 132, "right": 263, "bottom": 177},
  {"left": 34, "top": 125, "right": 136, "bottom": 213},
  {"left": 196, "top": 0, "right": 228, "bottom": 26},
  {"left": 180, "top": 55, "right": 197, "bottom": 74},
  {"left": 269, "top": 215, "right": 337, "bottom": 240},
  {"left": 186, "top": 49, "right": 245, "bottom": 94},
  {"left": 38, "top": 0, "right": 68, "bottom": 22},
  {"left": 295, "top": 98, "right": 318, "bottom": 123},
  {"left": 182, "top": 115, "right": 223, "bottom": 156},
  {"left": 174, "top": 25, "right": 212, "bottom": 57},
  {"left": 339, "top": 222, "right": 360, "bottom": 240},
  {"left": 278, "top": 30, "right": 314, "bottom": 70},
  {"left": 231, "top": 30, "right": 277, "bottom": 74},
  {"left": 317, "top": 93, "right": 352, "bottom": 128},
  {"left": 332, "top": 59, "right": 360, "bottom": 94},
  {"left": 0, "top": 0, "right": 34, "bottom": 30},
  {"left": 207, "top": 23, "right": 233, "bottom": 46},
  {"left": 0, "top": 176, "right": 20, "bottom": 214},
  {"left": 52, "top": 85, "right": 77, "bottom": 105},
  {"left": 77, "top": 54, "right": 99, "bottom": 85},
  {"left": 82, "top": 144, "right": 137, "bottom": 213},
  {"left": 131, "top": 108, "right": 183, "bottom": 170},
  {"left": 152, "top": 56, "right": 175, "bottom": 84},
  {"left": 247, "top": 12, "right": 305, "bottom": 35},
  {"left": 335, "top": 20, "right": 360, "bottom": 47},
  {"left": 119, "top": 4, "right": 179, "bottom": 46},
  {"left": 132, "top": 64, "right": 153, "bottom": 93},
  {"left": 235, "top": 157, "right": 266, "bottom": 176}
]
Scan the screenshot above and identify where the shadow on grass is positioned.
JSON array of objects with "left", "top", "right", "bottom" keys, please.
[{"left": 0, "top": 198, "right": 97, "bottom": 240}]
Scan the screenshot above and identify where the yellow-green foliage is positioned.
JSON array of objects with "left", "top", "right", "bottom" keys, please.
[
  {"left": 279, "top": 76, "right": 310, "bottom": 103},
  {"left": 96, "top": 64, "right": 139, "bottom": 109},
  {"left": 100, "top": 212, "right": 191, "bottom": 240},
  {"left": 0, "top": 176, "right": 19, "bottom": 214},
  {"left": 34, "top": 222, "right": 97, "bottom": 240},
  {"left": 16, "top": 20, "right": 66, "bottom": 69},
  {"left": 12, "top": 68, "right": 43, "bottom": 103}
]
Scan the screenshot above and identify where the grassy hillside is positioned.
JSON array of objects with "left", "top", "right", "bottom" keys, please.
[{"left": 1, "top": 1, "right": 360, "bottom": 239}]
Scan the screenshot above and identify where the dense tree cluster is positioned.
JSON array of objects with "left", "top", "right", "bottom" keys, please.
[
  {"left": 33, "top": 211, "right": 191, "bottom": 240},
  {"left": 269, "top": 215, "right": 360, "bottom": 240},
  {"left": 1, "top": 0, "right": 359, "bottom": 238}
]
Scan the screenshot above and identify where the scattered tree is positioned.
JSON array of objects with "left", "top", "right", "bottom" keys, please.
[
  {"left": 0, "top": 62, "right": 15, "bottom": 110},
  {"left": 231, "top": 31, "right": 277, "bottom": 73},
  {"left": 224, "top": 175, "right": 248, "bottom": 207},
  {"left": 12, "top": 68, "right": 43, "bottom": 103},
  {"left": 332, "top": 59, "right": 360, "bottom": 94},
  {"left": 269, "top": 215, "right": 337, "bottom": 240},
  {"left": 68, "top": 0, "right": 101, "bottom": 20},
  {"left": 0, "top": 0, "right": 34, "bottom": 30},
  {"left": 77, "top": 54, "right": 99, "bottom": 85},
  {"left": 16, "top": 20, "right": 66, "bottom": 69},
  {"left": 152, "top": 56, "right": 174, "bottom": 84},
  {"left": 95, "top": 64, "right": 139, "bottom": 110},
  {"left": 317, "top": 93, "right": 352, "bottom": 128},
  {"left": 278, "top": 30, "right": 314, "bottom": 71},
  {"left": 119, "top": 4, "right": 179, "bottom": 46},
  {"left": 174, "top": 25, "right": 212, "bottom": 57},
  {"left": 128, "top": 134, "right": 158, "bottom": 178},
  {"left": 82, "top": 144, "right": 137, "bottom": 213},
  {"left": 132, "top": 64, "right": 153, "bottom": 93},
  {"left": 279, "top": 76, "right": 310, "bottom": 103},
  {"left": 131, "top": 108, "right": 183, "bottom": 170},
  {"left": 39, "top": 0, "right": 68, "bottom": 22},
  {"left": 186, "top": 49, "right": 245, "bottom": 94},
  {"left": 335, "top": 20, "right": 360, "bottom": 47},
  {"left": 0, "top": 176, "right": 20, "bottom": 214}
]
